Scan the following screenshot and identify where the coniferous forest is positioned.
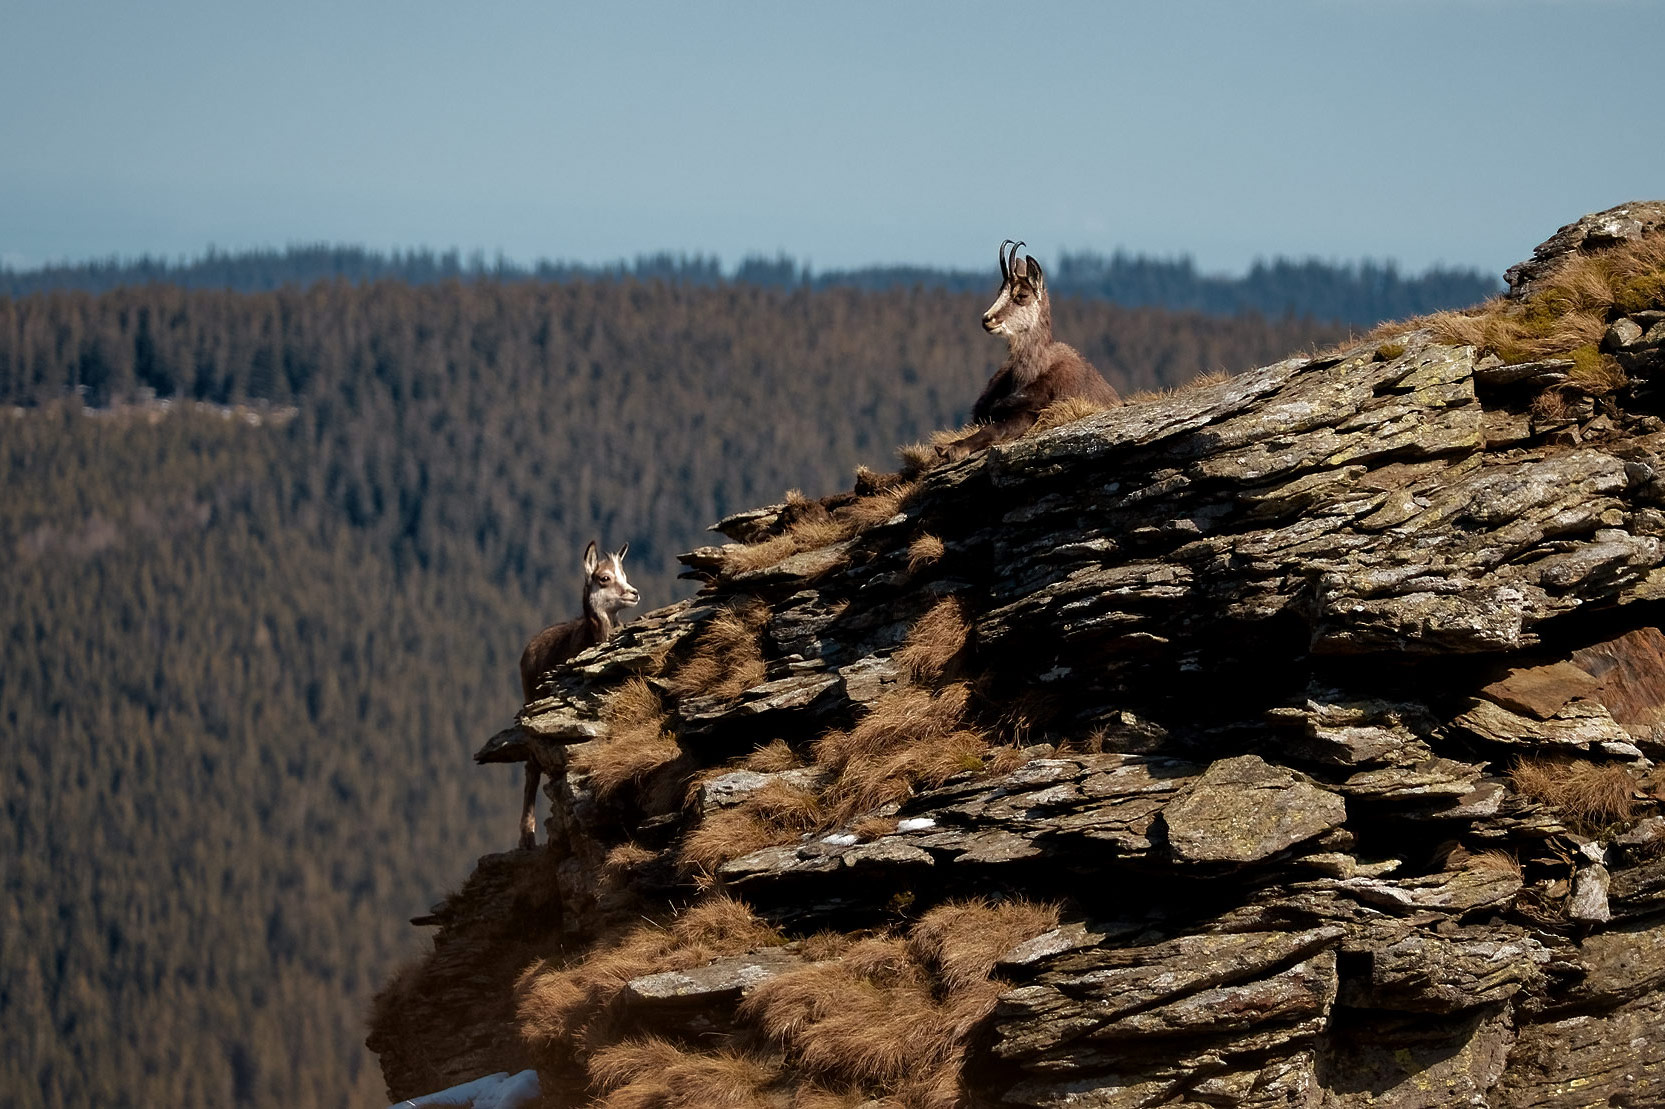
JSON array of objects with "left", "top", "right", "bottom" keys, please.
[{"left": 2, "top": 272, "right": 1374, "bottom": 1106}]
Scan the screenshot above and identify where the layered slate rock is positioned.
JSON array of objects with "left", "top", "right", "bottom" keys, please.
[{"left": 372, "top": 206, "right": 1665, "bottom": 1108}]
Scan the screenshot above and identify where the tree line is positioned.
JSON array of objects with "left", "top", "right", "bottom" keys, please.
[{"left": 0, "top": 243, "right": 1500, "bottom": 328}]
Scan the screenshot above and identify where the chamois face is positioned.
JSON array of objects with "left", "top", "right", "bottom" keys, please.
[
  {"left": 583, "top": 541, "right": 640, "bottom": 618},
  {"left": 982, "top": 239, "right": 1046, "bottom": 339}
]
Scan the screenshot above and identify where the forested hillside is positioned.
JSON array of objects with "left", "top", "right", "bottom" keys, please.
[
  {"left": 0, "top": 278, "right": 1349, "bottom": 1107},
  {"left": 0, "top": 244, "right": 1499, "bottom": 328}
]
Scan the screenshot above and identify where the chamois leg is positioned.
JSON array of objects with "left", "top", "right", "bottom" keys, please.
[{"left": 518, "top": 761, "right": 542, "bottom": 850}]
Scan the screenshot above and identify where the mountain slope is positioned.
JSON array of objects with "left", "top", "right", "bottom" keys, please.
[{"left": 370, "top": 203, "right": 1665, "bottom": 1108}]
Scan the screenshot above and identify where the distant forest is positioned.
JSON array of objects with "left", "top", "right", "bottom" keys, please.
[
  {"left": 0, "top": 274, "right": 1368, "bottom": 1107},
  {"left": 0, "top": 243, "right": 1502, "bottom": 328}
]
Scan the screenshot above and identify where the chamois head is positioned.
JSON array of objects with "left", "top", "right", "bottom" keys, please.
[
  {"left": 982, "top": 239, "right": 1049, "bottom": 339},
  {"left": 583, "top": 540, "right": 639, "bottom": 621}
]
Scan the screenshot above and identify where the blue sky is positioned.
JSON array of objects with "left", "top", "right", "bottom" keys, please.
[{"left": 3, "top": 0, "right": 1662, "bottom": 278}]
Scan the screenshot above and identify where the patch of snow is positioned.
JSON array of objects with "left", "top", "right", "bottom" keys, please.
[{"left": 391, "top": 1068, "right": 540, "bottom": 1109}]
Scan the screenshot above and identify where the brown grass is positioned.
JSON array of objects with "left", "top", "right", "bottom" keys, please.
[
  {"left": 743, "top": 739, "right": 803, "bottom": 773},
  {"left": 853, "top": 815, "right": 899, "bottom": 841},
  {"left": 814, "top": 684, "right": 988, "bottom": 823},
  {"left": 1462, "top": 848, "right": 1525, "bottom": 881},
  {"left": 600, "top": 842, "right": 658, "bottom": 884},
  {"left": 680, "top": 780, "right": 825, "bottom": 872},
  {"left": 837, "top": 481, "right": 919, "bottom": 529},
  {"left": 590, "top": 1038, "right": 781, "bottom": 1108},
  {"left": 664, "top": 600, "right": 770, "bottom": 702},
  {"left": 1026, "top": 395, "right": 1115, "bottom": 435},
  {"left": 720, "top": 483, "right": 917, "bottom": 576},
  {"left": 1509, "top": 757, "right": 1637, "bottom": 828},
  {"left": 1122, "top": 367, "right": 1233, "bottom": 405},
  {"left": 894, "top": 597, "right": 971, "bottom": 684},
  {"left": 720, "top": 533, "right": 803, "bottom": 575},
  {"left": 738, "top": 900, "right": 1058, "bottom": 1108},
  {"left": 516, "top": 895, "right": 783, "bottom": 1062},
  {"left": 571, "top": 678, "right": 683, "bottom": 799},
  {"left": 1422, "top": 232, "right": 1665, "bottom": 372},
  {"left": 906, "top": 533, "right": 945, "bottom": 574}
]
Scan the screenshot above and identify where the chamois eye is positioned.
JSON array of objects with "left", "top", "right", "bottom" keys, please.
[{"left": 598, "top": 573, "right": 612, "bottom": 583}]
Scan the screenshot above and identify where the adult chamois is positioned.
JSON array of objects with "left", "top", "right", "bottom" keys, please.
[
  {"left": 941, "top": 239, "right": 1120, "bottom": 460},
  {"left": 515, "top": 541, "right": 639, "bottom": 848}
]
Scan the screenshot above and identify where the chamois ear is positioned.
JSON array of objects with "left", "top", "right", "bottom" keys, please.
[
  {"left": 583, "top": 540, "right": 599, "bottom": 574},
  {"left": 614, "top": 542, "right": 629, "bottom": 562},
  {"left": 1025, "top": 255, "right": 1044, "bottom": 289}
]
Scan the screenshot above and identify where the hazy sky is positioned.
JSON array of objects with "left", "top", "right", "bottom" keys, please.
[{"left": 4, "top": 1, "right": 1662, "bottom": 278}]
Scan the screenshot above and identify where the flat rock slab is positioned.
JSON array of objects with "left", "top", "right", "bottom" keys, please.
[
  {"left": 1481, "top": 661, "right": 1601, "bottom": 720},
  {"left": 1163, "top": 755, "right": 1347, "bottom": 865}
]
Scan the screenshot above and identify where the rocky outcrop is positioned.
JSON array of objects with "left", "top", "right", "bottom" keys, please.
[{"left": 373, "top": 205, "right": 1665, "bottom": 1108}]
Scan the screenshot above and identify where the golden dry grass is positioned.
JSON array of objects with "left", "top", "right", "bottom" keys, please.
[
  {"left": 814, "top": 684, "right": 988, "bottom": 823},
  {"left": 836, "top": 481, "right": 919, "bottom": 529},
  {"left": 596, "top": 842, "right": 660, "bottom": 908},
  {"left": 516, "top": 895, "right": 783, "bottom": 1061},
  {"left": 571, "top": 678, "right": 683, "bottom": 799},
  {"left": 1509, "top": 757, "right": 1637, "bottom": 828},
  {"left": 664, "top": 600, "right": 770, "bottom": 702},
  {"left": 1025, "top": 395, "right": 1115, "bottom": 435},
  {"left": 680, "top": 780, "right": 826, "bottom": 872},
  {"left": 1462, "top": 848, "right": 1525, "bottom": 881},
  {"left": 590, "top": 1038, "right": 781, "bottom": 1109},
  {"left": 1122, "top": 367, "right": 1233, "bottom": 405},
  {"left": 738, "top": 900, "right": 1058, "bottom": 1109},
  {"left": 894, "top": 597, "right": 971, "bottom": 684},
  {"left": 743, "top": 739, "right": 803, "bottom": 773},
  {"left": 852, "top": 815, "right": 899, "bottom": 840},
  {"left": 906, "top": 533, "right": 945, "bottom": 574},
  {"left": 719, "top": 484, "right": 918, "bottom": 576},
  {"left": 720, "top": 533, "right": 803, "bottom": 575},
  {"left": 1421, "top": 233, "right": 1665, "bottom": 377}
]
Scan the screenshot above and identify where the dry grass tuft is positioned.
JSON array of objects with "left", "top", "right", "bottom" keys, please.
[
  {"left": 739, "top": 900, "right": 1057, "bottom": 1108},
  {"left": 1425, "top": 233, "right": 1665, "bottom": 370},
  {"left": 721, "top": 482, "right": 917, "bottom": 576},
  {"left": 985, "top": 745, "right": 1034, "bottom": 775},
  {"left": 572, "top": 678, "right": 682, "bottom": 799},
  {"left": 1123, "top": 367, "right": 1234, "bottom": 405},
  {"left": 680, "top": 780, "right": 825, "bottom": 872},
  {"left": 720, "top": 533, "right": 803, "bottom": 575},
  {"left": 743, "top": 739, "right": 803, "bottom": 773},
  {"left": 907, "top": 899, "right": 1060, "bottom": 994},
  {"left": 906, "top": 533, "right": 945, "bottom": 574},
  {"left": 1026, "top": 395, "right": 1114, "bottom": 435},
  {"left": 589, "top": 1038, "right": 781, "bottom": 1108},
  {"left": 896, "top": 440, "right": 942, "bottom": 477},
  {"left": 600, "top": 842, "right": 658, "bottom": 885},
  {"left": 1462, "top": 848, "right": 1525, "bottom": 881},
  {"left": 517, "top": 894, "right": 782, "bottom": 1062},
  {"left": 664, "top": 600, "right": 770, "bottom": 702},
  {"left": 836, "top": 481, "right": 919, "bottom": 530},
  {"left": 895, "top": 597, "right": 971, "bottom": 684},
  {"left": 815, "top": 684, "right": 988, "bottom": 823},
  {"left": 853, "top": 815, "right": 899, "bottom": 841},
  {"left": 1509, "top": 757, "right": 1637, "bottom": 828}
]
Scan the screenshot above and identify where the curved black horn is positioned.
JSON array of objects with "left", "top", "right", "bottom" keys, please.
[
  {"left": 998, "top": 239, "right": 1014, "bottom": 281},
  {"left": 1009, "top": 240, "right": 1027, "bottom": 278}
]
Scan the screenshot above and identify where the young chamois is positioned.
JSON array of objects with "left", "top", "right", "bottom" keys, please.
[
  {"left": 941, "top": 239, "right": 1120, "bottom": 460},
  {"left": 516, "top": 540, "right": 639, "bottom": 848}
]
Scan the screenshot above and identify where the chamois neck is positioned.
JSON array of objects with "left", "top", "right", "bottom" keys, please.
[
  {"left": 582, "top": 597, "right": 617, "bottom": 642},
  {"left": 1004, "top": 302, "right": 1055, "bottom": 381}
]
